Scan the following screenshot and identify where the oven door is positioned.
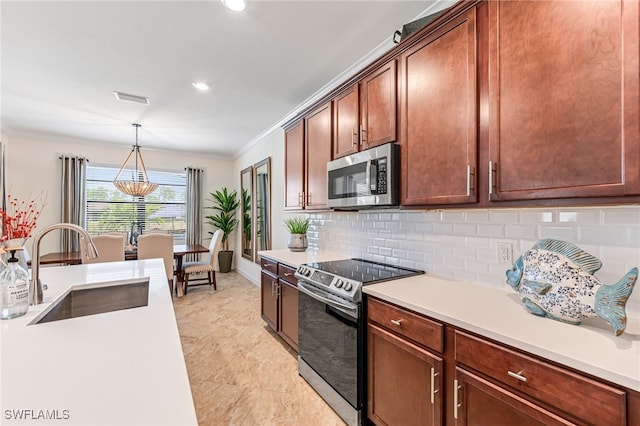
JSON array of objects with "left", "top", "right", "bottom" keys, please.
[{"left": 297, "top": 281, "right": 362, "bottom": 417}]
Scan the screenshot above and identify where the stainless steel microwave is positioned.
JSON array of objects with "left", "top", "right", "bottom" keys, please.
[{"left": 327, "top": 143, "right": 399, "bottom": 209}]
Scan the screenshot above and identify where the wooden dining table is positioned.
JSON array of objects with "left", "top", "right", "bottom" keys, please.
[{"left": 38, "top": 243, "right": 210, "bottom": 298}]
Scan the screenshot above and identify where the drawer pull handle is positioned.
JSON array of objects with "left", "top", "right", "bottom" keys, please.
[
  {"left": 284, "top": 272, "right": 294, "bottom": 277},
  {"left": 390, "top": 319, "right": 403, "bottom": 326},
  {"left": 263, "top": 263, "right": 274, "bottom": 267},
  {"left": 453, "top": 379, "right": 461, "bottom": 419},
  {"left": 507, "top": 370, "right": 527, "bottom": 382},
  {"left": 430, "top": 368, "right": 439, "bottom": 404}
]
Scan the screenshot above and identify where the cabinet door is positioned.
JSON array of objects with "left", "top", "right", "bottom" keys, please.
[
  {"left": 284, "top": 121, "right": 305, "bottom": 209},
  {"left": 260, "top": 271, "right": 278, "bottom": 330},
  {"left": 278, "top": 280, "right": 298, "bottom": 352},
  {"left": 454, "top": 367, "right": 575, "bottom": 426},
  {"left": 400, "top": 9, "right": 478, "bottom": 206},
  {"left": 368, "top": 323, "right": 443, "bottom": 426},
  {"left": 487, "top": 0, "right": 640, "bottom": 201},
  {"left": 333, "top": 85, "right": 360, "bottom": 159},
  {"left": 361, "top": 59, "right": 397, "bottom": 148},
  {"left": 305, "top": 102, "right": 332, "bottom": 210}
]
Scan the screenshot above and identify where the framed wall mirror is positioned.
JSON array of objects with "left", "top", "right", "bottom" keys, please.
[
  {"left": 254, "top": 157, "right": 271, "bottom": 264},
  {"left": 240, "top": 166, "right": 253, "bottom": 261}
]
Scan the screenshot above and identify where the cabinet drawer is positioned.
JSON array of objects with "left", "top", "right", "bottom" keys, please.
[
  {"left": 455, "top": 331, "right": 626, "bottom": 425},
  {"left": 260, "top": 257, "right": 278, "bottom": 275},
  {"left": 278, "top": 263, "right": 298, "bottom": 285},
  {"left": 367, "top": 297, "right": 443, "bottom": 353}
]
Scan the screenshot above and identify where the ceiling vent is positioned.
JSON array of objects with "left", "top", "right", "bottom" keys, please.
[{"left": 113, "top": 91, "right": 150, "bottom": 105}]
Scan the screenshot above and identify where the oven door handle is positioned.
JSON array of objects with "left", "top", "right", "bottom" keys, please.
[{"left": 297, "top": 281, "right": 359, "bottom": 318}]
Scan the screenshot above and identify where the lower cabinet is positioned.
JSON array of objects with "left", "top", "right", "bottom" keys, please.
[
  {"left": 368, "top": 323, "right": 443, "bottom": 426},
  {"left": 366, "top": 296, "right": 637, "bottom": 426},
  {"left": 260, "top": 257, "right": 299, "bottom": 351}
]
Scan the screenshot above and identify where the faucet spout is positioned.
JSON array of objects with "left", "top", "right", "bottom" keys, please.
[{"left": 29, "top": 223, "right": 98, "bottom": 305}]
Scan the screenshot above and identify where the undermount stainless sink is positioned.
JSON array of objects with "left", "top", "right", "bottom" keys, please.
[{"left": 30, "top": 277, "right": 150, "bottom": 325}]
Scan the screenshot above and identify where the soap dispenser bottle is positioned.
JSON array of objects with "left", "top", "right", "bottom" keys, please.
[{"left": 0, "top": 249, "right": 29, "bottom": 319}]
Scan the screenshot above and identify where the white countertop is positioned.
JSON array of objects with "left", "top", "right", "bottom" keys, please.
[
  {"left": 0, "top": 259, "right": 197, "bottom": 425},
  {"left": 363, "top": 274, "right": 640, "bottom": 392},
  {"left": 258, "top": 249, "right": 349, "bottom": 267}
]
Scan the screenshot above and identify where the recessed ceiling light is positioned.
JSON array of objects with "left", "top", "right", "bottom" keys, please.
[
  {"left": 221, "top": 0, "right": 245, "bottom": 12},
  {"left": 113, "top": 91, "right": 150, "bottom": 105},
  {"left": 192, "top": 82, "right": 210, "bottom": 91}
]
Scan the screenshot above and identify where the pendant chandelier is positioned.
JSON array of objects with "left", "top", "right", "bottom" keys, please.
[{"left": 113, "top": 123, "right": 158, "bottom": 197}]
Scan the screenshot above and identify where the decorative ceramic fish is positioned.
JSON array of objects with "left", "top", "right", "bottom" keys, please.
[{"left": 506, "top": 239, "right": 638, "bottom": 336}]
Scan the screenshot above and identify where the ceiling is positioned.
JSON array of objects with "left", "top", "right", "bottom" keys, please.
[{"left": 1, "top": 0, "right": 448, "bottom": 158}]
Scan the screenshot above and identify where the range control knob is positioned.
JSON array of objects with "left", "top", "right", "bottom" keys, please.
[
  {"left": 304, "top": 268, "right": 311, "bottom": 276},
  {"left": 344, "top": 282, "right": 353, "bottom": 291},
  {"left": 335, "top": 279, "right": 344, "bottom": 288}
]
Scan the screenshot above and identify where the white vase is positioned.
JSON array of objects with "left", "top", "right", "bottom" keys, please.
[{"left": 287, "top": 234, "right": 308, "bottom": 252}]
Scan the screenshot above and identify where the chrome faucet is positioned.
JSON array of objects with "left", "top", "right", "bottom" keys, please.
[{"left": 29, "top": 223, "right": 98, "bottom": 305}]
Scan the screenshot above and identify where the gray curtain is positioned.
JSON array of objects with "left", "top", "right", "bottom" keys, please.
[
  {"left": 60, "top": 155, "right": 88, "bottom": 252},
  {"left": 185, "top": 167, "right": 203, "bottom": 261}
]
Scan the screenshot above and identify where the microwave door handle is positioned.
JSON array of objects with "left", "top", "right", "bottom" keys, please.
[{"left": 365, "top": 160, "right": 373, "bottom": 192}]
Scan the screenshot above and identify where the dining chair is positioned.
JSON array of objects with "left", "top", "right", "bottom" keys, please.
[
  {"left": 82, "top": 234, "right": 125, "bottom": 264},
  {"left": 137, "top": 232, "right": 174, "bottom": 293},
  {"left": 182, "top": 229, "right": 223, "bottom": 295}
]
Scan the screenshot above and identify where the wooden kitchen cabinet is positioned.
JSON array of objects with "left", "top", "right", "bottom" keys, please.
[
  {"left": 304, "top": 101, "right": 332, "bottom": 209},
  {"left": 367, "top": 296, "right": 638, "bottom": 426},
  {"left": 367, "top": 298, "right": 443, "bottom": 426},
  {"left": 400, "top": 8, "right": 479, "bottom": 206},
  {"left": 284, "top": 105, "right": 332, "bottom": 210},
  {"left": 333, "top": 84, "right": 360, "bottom": 159},
  {"left": 284, "top": 120, "right": 305, "bottom": 209},
  {"left": 360, "top": 59, "right": 397, "bottom": 150},
  {"left": 260, "top": 269, "right": 278, "bottom": 331},
  {"left": 260, "top": 257, "right": 299, "bottom": 351},
  {"left": 486, "top": 0, "right": 640, "bottom": 201},
  {"left": 332, "top": 60, "right": 397, "bottom": 160},
  {"left": 277, "top": 263, "right": 299, "bottom": 351}
]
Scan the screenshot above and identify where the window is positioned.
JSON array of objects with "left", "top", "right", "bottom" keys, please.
[{"left": 86, "top": 165, "right": 186, "bottom": 244}]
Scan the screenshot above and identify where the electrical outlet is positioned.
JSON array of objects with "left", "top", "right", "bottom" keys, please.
[{"left": 496, "top": 243, "right": 513, "bottom": 264}]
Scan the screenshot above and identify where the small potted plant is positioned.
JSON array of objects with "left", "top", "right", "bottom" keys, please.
[{"left": 283, "top": 216, "right": 310, "bottom": 252}]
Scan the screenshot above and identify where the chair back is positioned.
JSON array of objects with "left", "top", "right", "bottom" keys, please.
[
  {"left": 137, "top": 233, "right": 174, "bottom": 280},
  {"left": 82, "top": 234, "right": 125, "bottom": 264},
  {"left": 206, "top": 230, "right": 223, "bottom": 270}
]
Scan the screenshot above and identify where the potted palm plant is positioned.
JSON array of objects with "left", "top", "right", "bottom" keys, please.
[
  {"left": 283, "top": 216, "right": 310, "bottom": 252},
  {"left": 205, "top": 188, "right": 239, "bottom": 272}
]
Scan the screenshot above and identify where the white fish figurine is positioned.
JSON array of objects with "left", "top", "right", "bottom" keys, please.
[{"left": 506, "top": 239, "right": 637, "bottom": 336}]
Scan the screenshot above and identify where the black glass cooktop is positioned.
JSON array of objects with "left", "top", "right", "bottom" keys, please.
[{"left": 304, "top": 258, "right": 424, "bottom": 285}]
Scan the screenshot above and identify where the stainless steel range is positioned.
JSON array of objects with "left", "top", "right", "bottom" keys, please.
[{"left": 295, "top": 258, "right": 424, "bottom": 426}]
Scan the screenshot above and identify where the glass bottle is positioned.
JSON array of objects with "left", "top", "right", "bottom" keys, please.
[{"left": 0, "top": 250, "right": 30, "bottom": 319}]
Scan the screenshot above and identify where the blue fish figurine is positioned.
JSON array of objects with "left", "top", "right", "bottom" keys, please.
[{"left": 506, "top": 239, "right": 638, "bottom": 336}]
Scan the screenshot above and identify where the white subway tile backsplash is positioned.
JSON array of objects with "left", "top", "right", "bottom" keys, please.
[
  {"left": 538, "top": 226, "right": 577, "bottom": 241},
  {"left": 578, "top": 226, "right": 628, "bottom": 246},
  {"left": 314, "top": 206, "right": 640, "bottom": 315},
  {"left": 520, "top": 211, "right": 554, "bottom": 224}
]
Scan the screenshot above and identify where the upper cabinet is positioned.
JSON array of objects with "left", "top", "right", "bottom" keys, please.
[
  {"left": 360, "top": 60, "right": 397, "bottom": 149},
  {"left": 284, "top": 120, "right": 305, "bottom": 209},
  {"left": 284, "top": 107, "right": 333, "bottom": 211},
  {"left": 305, "top": 102, "right": 333, "bottom": 210},
  {"left": 333, "top": 60, "right": 398, "bottom": 159},
  {"left": 400, "top": 9, "right": 478, "bottom": 206},
  {"left": 284, "top": 0, "right": 640, "bottom": 210},
  {"left": 487, "top": 0, "right": 640, "bottom": 201},
  {"left": 333, "top": 85, "right": 360, "bottom": 159}
]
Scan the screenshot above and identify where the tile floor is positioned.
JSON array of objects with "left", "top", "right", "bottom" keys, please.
[{"left": 173, "top": 272, "right": 346, "bottom": 426}]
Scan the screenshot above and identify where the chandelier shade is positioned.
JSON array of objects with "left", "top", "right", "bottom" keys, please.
[{"left": 113, "top": 124, "right": 158, "bottom": 197}]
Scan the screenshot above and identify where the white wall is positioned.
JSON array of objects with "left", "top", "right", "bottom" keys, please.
[{"left": 5, "top": 132, "right": 234, "bottom": 255}]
